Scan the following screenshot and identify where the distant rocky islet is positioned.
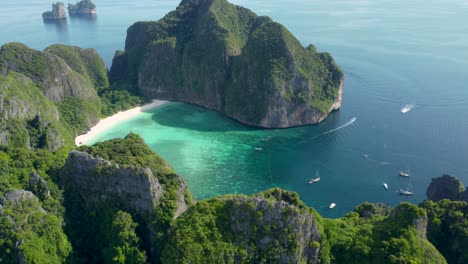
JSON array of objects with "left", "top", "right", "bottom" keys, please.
[{"left": 42, "top": 0, "right": 96, "bottom": 21}]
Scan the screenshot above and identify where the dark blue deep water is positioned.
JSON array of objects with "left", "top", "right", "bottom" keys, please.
[{"left": 2, "top": 0, "right": 468, "bottom": 217}]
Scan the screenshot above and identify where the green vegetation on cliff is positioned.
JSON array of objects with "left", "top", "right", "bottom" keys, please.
[
  {"left": 111, "top": 0, "right": 344, "bottom": 128},
  {"left": 162, "top": 192, "right": 447, "bottom": 264},
  {"left": 162, "top": 189, "right": 322, "bottom": 263},
  {"left": 0, "top": 145, "right": 72, "bottom": 263},
  {"left": 320, "top": 202, "right": 446, "bottom": 264},
  {"left": 1, "top": 127, "right": 466, "bottom": 263},
  {"left": 102, "top": 211, "right": 147, "bottom": 263},
  {"left": 421, "top": 199, "right": 468, "bottom": 264},
  {"left": 0, "top": 43, "right": 108, "bottom": 149},
  {"left": 65, "top": 133, "right": 190, "bottom": 263},
  {"left": 45, "top": 44, "right": 109, "bottom": 89}
]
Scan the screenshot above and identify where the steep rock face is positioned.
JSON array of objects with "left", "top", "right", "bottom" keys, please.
[
  {"left": 0, "top": 43, "right": 106, "bottom": 149},
  {"left": 42, "top": 2, "right": 67, "bottom": 20},
  {"left": 45, "top": 44, "right": 109, "bottom": 89},
  {"left": 426, "top": 175, "right": 466, "bottom": 202},
  {"left": 110, "top": 0, "right": 343, "bottom": 128},
  {"left": 162, "top": 189, "right": 322, "bottom": 263},
  {"left": 62, "top": 134, "right": 191, "bottom": 261},
  {"left": 62, "top": 150, "right": 164, "bottom": 214},
  {"left": 68, "top": 0, "right": 97, "bottom": 15},
  {"left": 0, "top": 43, "right": 98, "bottom": 102},
  {"left": 228, "top": 196, "right": 321, "bottom": 263},
  {"left": 0, "top": 72, "right": 68, "bottom": 149},
  {"left": 29, "top": 172, "right": 51, "bottom": 199},
  {"left": 390, "top": 203, "right": 429, "bottom": 239}
]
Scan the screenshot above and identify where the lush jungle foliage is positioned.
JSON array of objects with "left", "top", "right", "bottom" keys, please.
[{"left": 0, "top": 14, "right": 465, "bottom": 264}]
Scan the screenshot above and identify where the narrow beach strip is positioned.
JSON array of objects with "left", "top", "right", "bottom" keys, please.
[{"left": 75, "top": 99, "right": 169, "bottom": 146}]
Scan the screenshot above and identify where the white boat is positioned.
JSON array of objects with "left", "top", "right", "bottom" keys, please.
[
  {"left": 329, "top": 203, "right": 336, "bottom": 209},
  {"left": 399, "top": 189, "right": 414, "bottom": 196},
  {"left": 383, "top": 183, "right": 389, "bottom": 190},
  {"left": 309, "top": 170, "right": 321, "bottom": 184},
  {"left": 399, "top": 169, "right": 410, "bottom": 177},
  {"left": 401, "top": 104, "right": 414, "bottom": 114},
  {"left": 254, "top": 147, "right": 263, "bottom": 151}
]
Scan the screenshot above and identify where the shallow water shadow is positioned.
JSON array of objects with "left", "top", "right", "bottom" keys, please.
[
  {"left": 43, "top": 19, "right": 68, "bottom": 32},
  {"left": 69, "top": 13, "right": 97, "bottom": 23},
  {"left": 150, "top": 103, "right": 253, "bottom": 133}
]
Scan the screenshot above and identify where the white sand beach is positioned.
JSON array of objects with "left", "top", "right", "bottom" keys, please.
[{"left": 75, "top": 100, "right": 169, "bottom": 146}]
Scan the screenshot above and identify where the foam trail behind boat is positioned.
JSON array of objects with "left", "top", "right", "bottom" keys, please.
[
  {"left": 320, "top": 117, "right": 357, "bottom": 136},
  {"left": 299, "top": 117, "right": 357, "bottom": 144}
]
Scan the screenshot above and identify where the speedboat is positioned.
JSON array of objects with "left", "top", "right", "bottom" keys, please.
[
  {"left": 383, "top": 183, "right": 389, "bottom": 190},
  {"left": 329, "top": 203, "right": 336, "bottom": 209},
  {"left": 399, "top": 189, "right": 414, "bottom": 196},
  {"left": 401, "top": 104, "right": 414, "bottom": 114},
  {"left": 254, "top": 147, "right": 263, "bottom": 151},
  {"left": 309, "top": 178, "right": 320, "bottom": 184},
  {"left": 399, "top": 171, "right": 410, "bottom": 177},
  {"left": 309, "top": 170, "right": 320, "bottom": 184}
]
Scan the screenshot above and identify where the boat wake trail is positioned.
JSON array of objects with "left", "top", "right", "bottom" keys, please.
[
  {"left": 300, "top": 117, "right": 357, "bottom": 144},
  {"left": 320, "top": 117, "right": 357, "bottom": 136},
  {"left": 363, "top": 153, "right": 392, "bottom": 165}
]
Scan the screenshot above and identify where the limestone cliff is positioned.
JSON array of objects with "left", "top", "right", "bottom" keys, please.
[
  {"left": 0, "top": 43, "right": 99, "bottom": 102},
  {"left": 42, "top": 2, "right": 67, "bottom": 20},
  {"left": 61, "top": 133, "right": 191, "bottom": 261},
  {"left": 110, "top": 0, "right": 344, "bottom": 128},
  {"left": 0, "top": 43, "right": 107, "bottom": 149},
  {"left": 63, "top": 150, "right": 165, "bottom": 214},
  {"left": 162, "top": 189, "right": 322, "bottom": 263},
  {"left": 68, "top": 0, "right": 97, "bottom": 15},
  {"left": 421, "top": 176, "right": 467, "bottom": 264}
]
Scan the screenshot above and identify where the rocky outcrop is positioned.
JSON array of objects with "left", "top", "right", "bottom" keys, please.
[
  {"left": 354, "top": 202, "right": 392, "bottom": 218},
  {"left": 228, "top": 195, "right": 321, "bottom": 263},
  {"left": 62, "top": 150, "right": 164, "bottom": 214},
  {"left": 1, "top": 189, "right": 38, "bottom": 207},
  {"left": 163, "top": 189, "right": 322, "bottom": 263},
  {"left": 42, "top": 2, "right": 67, "bottom": 20},
  {"left": 68, "top": 0, "right": 97, "bottom": 15},
  {"left": 110, "top": 0, "right": 343, "bottom": 128},
  {"left": 426, "top": 175, "right": 466, "bottom": 202},
  {"left": 390, "top": 203, "right": 429, "bottom": 239},
  {"left": 0, "top": 43, "right": 99, "bottom": 102},
  {"left": 29, "top": 172, "right": 50, "bottom": 199},
  {"left": 0, "top": 43, "right": 106, "bottom": 149}
]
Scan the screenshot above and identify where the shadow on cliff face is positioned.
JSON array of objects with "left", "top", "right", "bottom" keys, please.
[{"left": 149, "top": 103, "right": 252, "bottom": 132}]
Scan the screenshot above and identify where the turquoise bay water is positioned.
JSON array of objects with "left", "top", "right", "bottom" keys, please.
[{"left": 2, "top": 1, "right": 468, "bottom": 217}]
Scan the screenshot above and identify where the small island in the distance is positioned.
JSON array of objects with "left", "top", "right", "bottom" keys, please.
[
  {"left": 42, "top": 2, "right": 67, "bottom": 20},
  {"left": 68, "top": 0, "right": 97, "bottom": 15}
]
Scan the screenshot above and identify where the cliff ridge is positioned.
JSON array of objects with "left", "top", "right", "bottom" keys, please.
[{"left": 110, "top": 0, "right": 344, "bottom": 128}]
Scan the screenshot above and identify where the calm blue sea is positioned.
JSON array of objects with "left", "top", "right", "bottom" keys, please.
[{"left": 2, "top": 0, "right": 468, "bottom": 217}]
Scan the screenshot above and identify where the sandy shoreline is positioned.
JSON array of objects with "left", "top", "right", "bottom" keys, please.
[{"left": 75, "top": 100, "right": 169, "bottom": 146}]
